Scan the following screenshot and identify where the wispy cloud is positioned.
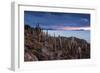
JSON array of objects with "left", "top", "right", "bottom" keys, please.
[
  {"left": 61, "top": 26, "right": 90, "bottom": 31},
  {"left": 24, "top": 11, "right": 90, "bottom": 28},
  {"left": 42, "top": 25, "right": 90, "bottom": 31}
]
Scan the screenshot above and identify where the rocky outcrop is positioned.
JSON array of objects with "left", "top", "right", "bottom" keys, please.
[{"left": 24, "top": 24, "right": 90, "bottom": 61}]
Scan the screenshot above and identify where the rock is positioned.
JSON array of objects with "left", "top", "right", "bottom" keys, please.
[
  {"left": 24, "top": 24, "right": 90, "bottom": 61},
  {"left": 24, "top": 51, "right": 38, "bottom": 61}
]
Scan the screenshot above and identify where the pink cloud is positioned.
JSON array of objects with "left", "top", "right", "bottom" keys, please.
[{"left": 55, "top": 26, "right": 90, "bottom": 31}]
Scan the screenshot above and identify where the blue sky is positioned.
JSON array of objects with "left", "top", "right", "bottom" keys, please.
[
  {"left": 24, "top": 11, "right": 90, "bottom": 30},
  {"left": 24, "top": 11, "right": 90, "bottom": 42}
]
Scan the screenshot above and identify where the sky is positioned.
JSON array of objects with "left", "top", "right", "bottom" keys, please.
[
  {"left": 24, "top": 11, "right": 90, "bottom": 42},
  {"left": 24, "top": 11, "right": 90, "bottom": 30}
]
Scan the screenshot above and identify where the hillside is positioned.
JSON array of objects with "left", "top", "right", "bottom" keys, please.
[{"left": 24, "top": 24, "right": 90, "bottom": 61}]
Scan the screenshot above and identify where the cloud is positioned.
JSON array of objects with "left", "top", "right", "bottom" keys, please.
[
  {"left": 24, "top": 11, "right": 90, "bottom": 28},
  {"left": 52, "top": 26, "right": 90, "bottom": 31}
]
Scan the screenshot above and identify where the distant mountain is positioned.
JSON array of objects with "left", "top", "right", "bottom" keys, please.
[{"left": 24, "top": 24, "right": 90, "bottom": 61}]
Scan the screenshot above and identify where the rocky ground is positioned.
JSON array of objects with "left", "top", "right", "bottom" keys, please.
[{"left": 24, "top": 24, "right": 90, "bottom": 61}]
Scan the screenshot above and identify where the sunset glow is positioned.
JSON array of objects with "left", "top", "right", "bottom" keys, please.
[{"left": 60, "top": 27, "right": 90, "bottom": 31}]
